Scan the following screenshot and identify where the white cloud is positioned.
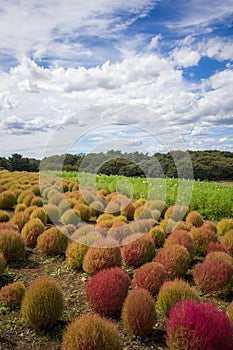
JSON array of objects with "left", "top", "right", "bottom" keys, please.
[{"left": 171, "top": 46, "right": 201, "bottom": 67}]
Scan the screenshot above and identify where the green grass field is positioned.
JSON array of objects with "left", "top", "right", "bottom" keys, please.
[{"left": 50, "top": 171, "right": 233, "bottom": 221}]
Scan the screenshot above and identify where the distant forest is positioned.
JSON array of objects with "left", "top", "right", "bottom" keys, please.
[{"left": 0, "top": 150, "right": 233, "bottom": 181}]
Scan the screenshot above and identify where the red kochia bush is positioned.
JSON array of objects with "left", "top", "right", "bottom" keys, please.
[
  {"left": 61, "top": 313, "right": 123, "bottom": 350},
  {"left": 154, "top": 244, "right": 190, "bottom": 278},
  {"left": 121, "top": 288, "right": 156, "bottom": 337},
  {"left": 132, "top": 262, "right": 166, "bottom": 296},
  {"left": 193, "top": 259, "right": 233, "bottom": 296},
  {"left": 86, "top": 267, "right": 131, "bottom": 315},
  {"left": 166, "top": 300, "right": 233, "bottom": 350},
  {"left": 207, "top": 241, "right": 229, "bottom": 254},
  {"left": 164, "top": 229, "right": 196, "bottom": 257},
  {"left": 186, "top": 210, "right": 204, "bottom": 227},
  {"left": 121, "top": 233, "right": 155, "bottom": 267}
]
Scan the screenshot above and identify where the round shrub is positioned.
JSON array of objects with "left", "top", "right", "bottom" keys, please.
[
  {"left": 30, "top": 207, "right": 47, "bottom": 225},
  {"left": 157, "top": 279, "right": 200, "bottom": 316},
  {"left": 61, "top": 313, "right": 123, "bottom": 350},
  {"left": 121, "top": 233, "right": 155, "bottom": 267},
  {"left": 166, "top": 300, "right": 233, "bottom": 350},
  {"left": 0, "top": 210, "right": 10, "bottom": 222},
  {"left": 121, "top": 288, "right": 156, "bottom": 337},
  {"left": 203, "top": 220, "right": 217, "bottom": 233},
  {"left": 205, "top": 251, "right": 233, "bottom": 266},
  {"left": 31, "top": 196, "right": 43, "bottom": 207},
  {"left": 96, "top": 219, "right": 113, "bottom": 229},
  {"left": 0, "top": 281, "right": 25, "bottom": 308},
  {"left": 193, "top": 259, "right": 233, "bottom": 296},
  {"left": 21, "top": 276, "right": 64, "bottom": 329},
  {"left": 74, "top": 203, "right": 91, "bottom": 221},
  {"left": 96, "top": 213, "right": 114, "bottom": 223},
  {"left": 120, "top": 201, "right": 134, "bottom": 220},
  {"left": 186, "top": 210, "right": 204, "bottom": 227},
  {"left": 11, "top": 212, "right": 30, "bottom": 232},
  {"left": 0, "top": 252, "right": 6, "bottom": 275},
  {"left": 45, "top": 204, "right": 60, "bottom": 224},
  {"left": 105, "top": 201, "right": 121, "bottom": 216},
  {"left": 134, "top": 206, "right": 152, "bottom": 220},
  {"left": 48, "top": 192, "right": 64, "bottom": 206},
  {"left": 0, "top": 191, "right": 16, "bottom": 209},
  {"left": 24, "top": 205, "right": 38, "bottom": 216},
  {"left": 159, "top": 218, "right": 177, "bottom": 235},
  {"left": 175, "top": 220, "right": 192, "bottom": 231},
  {"left": 61, "top": 209, "right": 80, "bottom": 226},
  {"left": 132, "top": 262, "right": 166, "bottom": 295},
  {"left": 164, "top": 229, "right": 196, "bottom": 257},
  {"left": 217, "top": 218, "right": 233, "bottom": 236},
  {"left": 86, "top": 267, "right": 131, "bottom": 315},
  {"left": 21, "top": 219, "right": 45, "bottom": 248},
  {"left": 0, "top": 230, "right": 25, "bottom": 262},
  {"left": 14, "top": 203, "right": 27, "bottom": 213},
  {"left": 164, "top": 205, "right": 188, "bottom": 222},
  {"left": 207, "top": 241, "right": 229, "bottom": 254},
  {"left": 149, "top": 226, "right": 165, "bottom": 248},
  {"left": 155, "top": 244, "right": 190, "bottom": 278},
  {"left": 227, "top": 301, "right": 233, "bottom": 324},
  {"left": 37, "top": 227, "right": 68, "bottom": 255},
  {"left": 221, "top": 229, "right": 233, "bottom": 254},
  {"left": 190, "top": 226, "right": 217, "bottom": 256},
  {"left": 23, "top": 193, "right": 35, "bottom": 206},
  {"left": 65, "top": 241, "right": 88, "bottom": 269},
  {"left": 83, "top": 242, "right": 122, "bottom": 275}
]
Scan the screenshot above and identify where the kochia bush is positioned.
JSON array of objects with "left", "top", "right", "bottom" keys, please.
[
  {"left": 154, "top": 244, "right": 190, "bottom": 278},
  {"left": 166, "top": 301, "right": 233, "bottom": 350},
  {"left": 86, "top": 267, "right": 131, "bottom": 315},
  {"left": 61, "top": 313, "right": 123, "bottom": 350},
  {"left": 121, "top": 288, "right": 156, "bottom": 337},
  {"left": 37, "top": 227, "right": 68, "bottom": 255},
  {"left": 164, "top": 229, "right": 196, "bottom": 257},
  {"left": 83, "top": 243, "right": 122, "bottom": 275},
  {"left": 0, "top": 252, "right": 6, "bottom": 275},
  {"left": 21, "top": 276, "right": 64, "bottom": 329},
  {"left": 0, "top": 191, "right": 16, "bottom": 209},
  {"left": 21, "top": 218, "right": 45, "bottom": 248},
  {"left": 186, "top": 210, "right": 204, "bottom": 227},
  {"left": 132, "top": 262, "right": 166, "bottom": 296},
  {"left": 221, "top": 229, "right": 233, "bottom": 254},
  {"left": 217, "top": 218, "right": 233, "bottom": 236},
  {"left": 193, "top": 259, "right": 233, "bottom": 296},
  {"left": 157, "top": 279, "right": 200, "bottom": 316},
  {"left": 0, "top": 210, "right": 10, "bottom": 222},
  {"left": 0, "top": 281, "right": 25, "bottom": 308},
  {"left": 0, "top": 229, "right": 25, "bottom": 262},
  {"left": 65, "top": 241, "right": 88, "bottom": 269},
  {"left": 190, "top": 226, "right": 217, "bottom": 256},
  {"left": 121, "top": 233, "right": 155, "bottom": 267}
]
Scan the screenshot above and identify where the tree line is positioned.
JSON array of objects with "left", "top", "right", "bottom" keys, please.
[{"left": 0, "top": 150, "right": 233, "bottom": 181}]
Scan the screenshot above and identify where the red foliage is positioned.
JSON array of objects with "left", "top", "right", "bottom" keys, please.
[
  {"left": 164, "top": 229, "right": 196, "bottom": 257},
  {"left": 207, "top": 241, "right": 229, "bottom": 254},
  {"left": 166, "top": 300, "right": 233, "bottom": 350},
  {"left": 154, "top": 244, "right": 190, "bottom": 278},
  {"left": 190, "top": 226, "right": 217, "bottom": 256},
  {"left": 86, "top": 267, "right": 131, "bottom": 315},
  {"left": 121, "top": 233, "right": 155, "bottom": 267},
  {"left": 193, "top": 259, "right": 233, "bottom": 296},
  {"left": 132, "top": 262, "right": 166, "bottom": 295},
  {"left": 121, "top": 288, "right": 156, "bottom": 337}
]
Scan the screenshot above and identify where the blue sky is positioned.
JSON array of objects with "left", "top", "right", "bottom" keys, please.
[{"left": 0, "top": 0, "right": 232, "bottom": 158}]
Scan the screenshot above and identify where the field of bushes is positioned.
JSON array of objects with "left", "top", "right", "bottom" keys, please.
[{"left": 0, "top": 169, "right": 233, "bottom": 349}]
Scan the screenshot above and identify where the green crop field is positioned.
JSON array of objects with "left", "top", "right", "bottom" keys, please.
[{"left": 49, "top": 171, "right": 233, "bottom": 221}]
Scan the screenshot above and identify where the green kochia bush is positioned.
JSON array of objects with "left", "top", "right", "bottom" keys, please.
[
  {"left": 0, "top": 230, "right": 25, "bottom": 262},
  {"left": 0, "top": 210, "right": 10, "bottom": 222},
  {"left": 65, "top": 241, "right": 88, "bottom": 269},
  {"left": 86, "top": 267, "right": 131, "bottom": 315},
  {"left": 0, "top": 252, "right": 6, "bottom": 275},
  {"left": 0, "top": 190, "right": 16, "bottom": 209},
  {"left": 157, "top": 279, "right": 200, "bottom": 316},
  {"left": 36, "top": 227, "right": 68, "bottom": 255},
  {"left": 166, "top": 301, "right": 233, "bottom": 350},
  {"left": 21, "top": 276, "right": 64, "bottom": 329},
  {"left": 61, "top": 313, "right": 123, "bottom": 350},
  {"left": 121, "top": 288, "right": 156, "bottom": 337},
  {"left": 21, "top": 218, "right": 45, "bottom": 248}
]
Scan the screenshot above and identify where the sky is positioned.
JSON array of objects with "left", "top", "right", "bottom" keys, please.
[{"left": 0, "top": 0, "right": 233, "bottom": 159}]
